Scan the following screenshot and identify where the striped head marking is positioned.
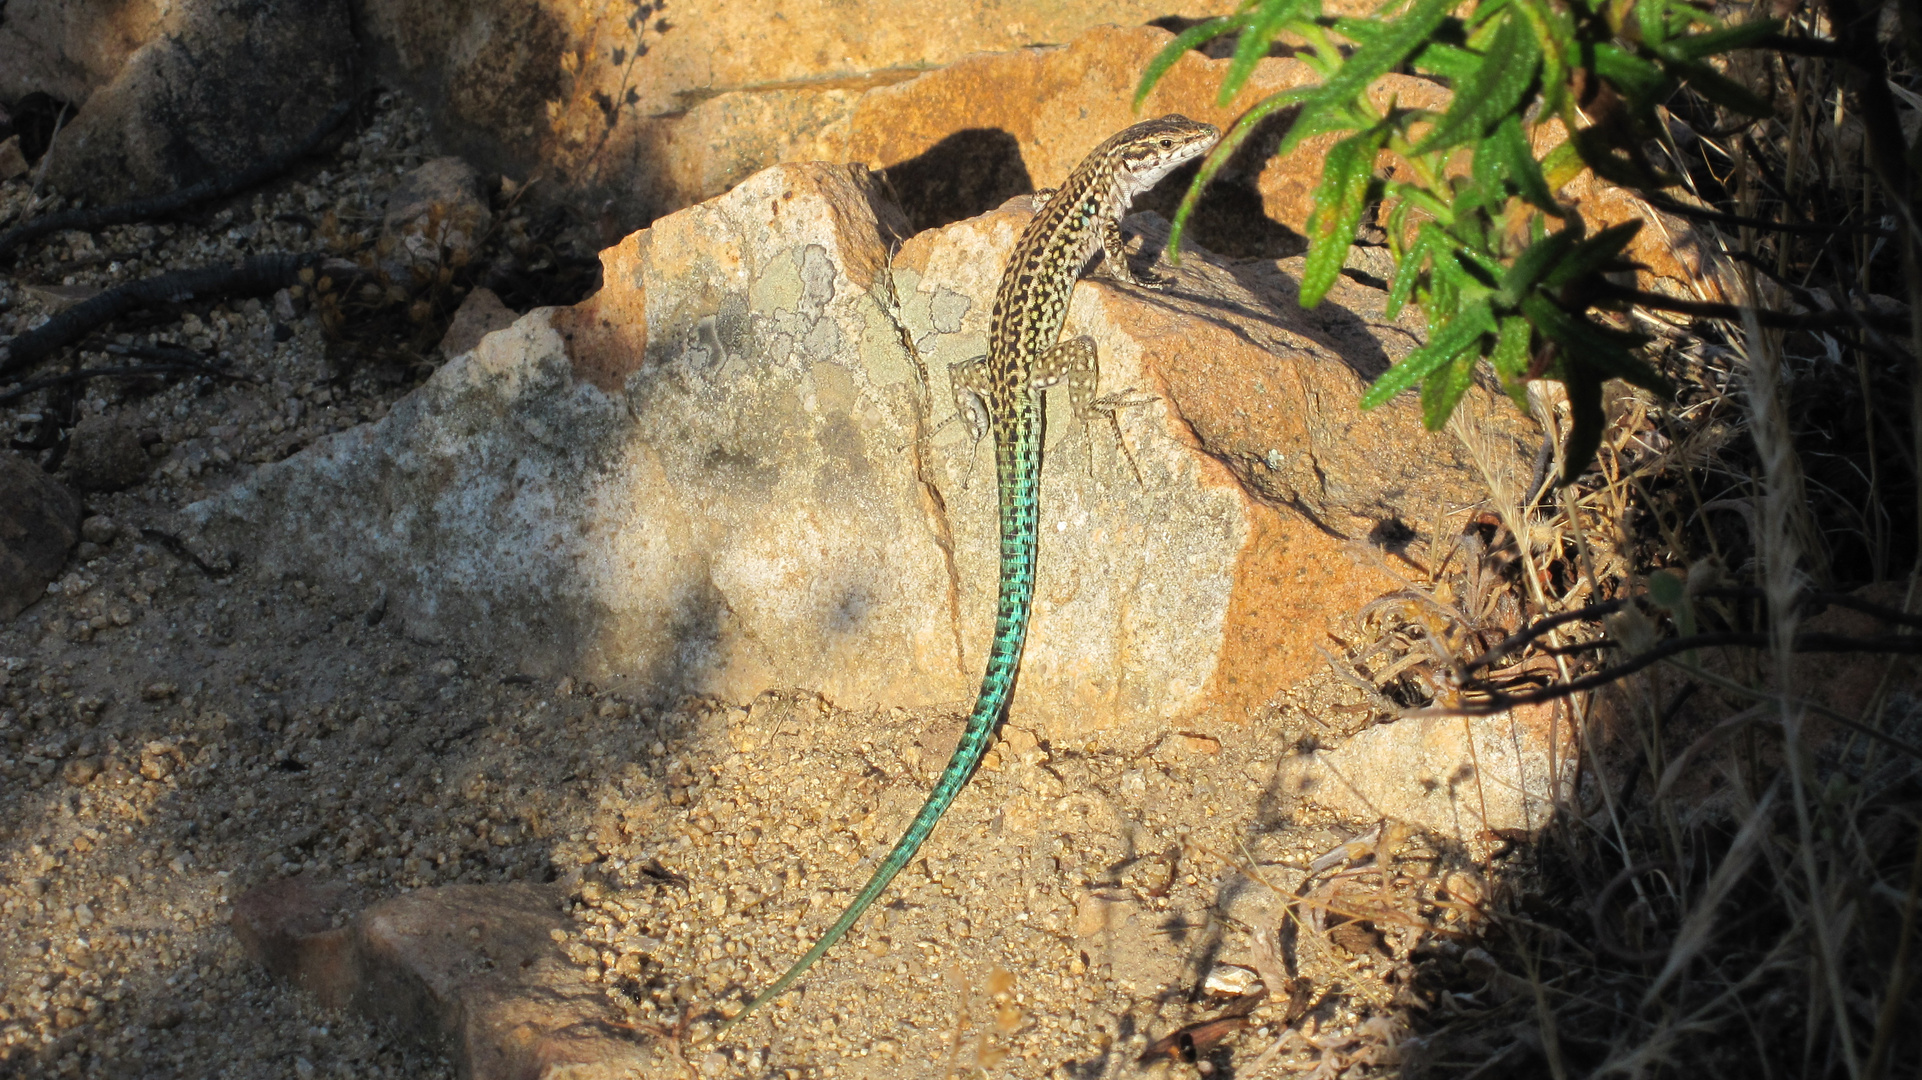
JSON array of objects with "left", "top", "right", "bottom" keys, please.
[{"left": 1109, "top": 115, "right": 1221, "bottom": 202}]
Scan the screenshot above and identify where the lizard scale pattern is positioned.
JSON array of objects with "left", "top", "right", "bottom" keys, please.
[{"left": 720, "top": 114, "right": 1220, "bottom": 1031}]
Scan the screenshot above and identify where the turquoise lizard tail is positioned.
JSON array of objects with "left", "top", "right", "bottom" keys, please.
[{"left": 717, "top": 416, "right": 1041, "bottom": 1032}]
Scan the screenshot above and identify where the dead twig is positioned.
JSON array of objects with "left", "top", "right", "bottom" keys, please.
[{"left": 0, "top": 253, "right": 327, "bottom": 379}]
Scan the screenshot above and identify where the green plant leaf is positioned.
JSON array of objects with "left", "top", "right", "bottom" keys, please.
[
  {"left": 1410, "top": 41, "right": 1483, "bottom": 80},
  {"left": 1667, "top": 18, "right": 1782, "bottom": 60},
  {"left": 1421, "top": 348, "right": 1480, "bottom": 429},
  {"left": 1135, "top": 15, "right": 1249, "bottom": 108},
  {"left": 1521, "top": 293, "right": 1670, "bottom": 395},
  {"left": 1414, "top": 11, "right": 1541, "bottom": 153},
  {"left": 1166, "top": 86, "right": 1315, "bottom": 261},
  {"left": 1559, "top": 359, "right": 1606, "bottom": 481},
  {"left": 1276, "top": 0, "right": 1456, "bottom": 157},
  {"left": 1540, "top": 220, "right": 1640, "bottom": 288},
  {"left": 1300, "top": 126, "right": 1391, "bottom": 307},
  {"left": 1497, "top": 226, "right": 1579, "bottom": 307},
  {"left": 1386, "top": 222, "right": 1439, "bottom": 319},
  {"left": 1515, "top": 0, "right": 1576, "bottom": 117},
  {"left": 1486, "top": 115, "right": 1562, "bottom": 212},
  {"left": 1361, "top": 299, "right": 1494, "bottom": 409},
  {"left": 1668, "top": 59, "right": 1772, "bottom": 117},
  {"left": 1491, "top": 313, "right": 1532, "bottom": 406},
  {"left": 1223, "top": 0, "right": 1319, "bottom": 105},
  {"left": 1591, "top": 42, "right": 1670, "bottom": 108}
]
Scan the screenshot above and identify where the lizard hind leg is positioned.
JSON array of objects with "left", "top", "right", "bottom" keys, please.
[{"left": 1029, "top": 335, "right": 1101, "bottom": 423}]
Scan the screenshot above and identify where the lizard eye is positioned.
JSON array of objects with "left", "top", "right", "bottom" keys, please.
[{"left": 1159, "top": 139, "right": 1173, "bottom": 149}]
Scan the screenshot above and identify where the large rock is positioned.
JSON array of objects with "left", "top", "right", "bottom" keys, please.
[
  {"left": 233, "top": 878, "right": 649, "bottom": 1080},
  {"left": 186, "top": 160, "right": 1533, "bottom": 739},
  {"left": 353, "top": 0, "right": 1189, "bottom": 226},
  {"left": 38, "top": 0, "right": 354, "bottom": 203},
  {"left": 0, "top": 451, "right": 81, "bottom": 619},
  {"left": 0, "top": 0, "right": 168, "bottom": 106}
]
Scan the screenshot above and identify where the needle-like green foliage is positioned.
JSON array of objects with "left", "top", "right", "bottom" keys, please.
[{"left": 1137, "top": 0, "right": 1777, "bottom": 480}]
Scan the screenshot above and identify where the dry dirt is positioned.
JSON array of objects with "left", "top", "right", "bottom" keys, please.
[{"left": 1, "top": 91, "right": 1488, "bottom": 1079}]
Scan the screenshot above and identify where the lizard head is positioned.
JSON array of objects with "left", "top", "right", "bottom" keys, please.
[{"left": 1110, "top": 114, "right": 1221, "bottom": 201}]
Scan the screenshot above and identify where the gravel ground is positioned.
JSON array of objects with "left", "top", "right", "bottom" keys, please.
[{"left": 1, "top": 90, "right": 1483, "bottom": 1079}]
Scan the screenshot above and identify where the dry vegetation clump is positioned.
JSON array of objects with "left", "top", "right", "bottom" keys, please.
[{"left": 1314, "top": 3, "right": 1922, "bottom": 1075}]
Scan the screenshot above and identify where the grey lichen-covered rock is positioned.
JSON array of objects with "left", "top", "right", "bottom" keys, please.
[
  {"left": 1, "top": 451, "right": 81, "bottom": 619},
  {"left": 185, "top": 160, "right": 1532, "bottom": 742}
]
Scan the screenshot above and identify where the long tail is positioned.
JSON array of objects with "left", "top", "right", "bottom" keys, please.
[{"left": 718, "top": 415, "right": 1042, "bottom": 1031}]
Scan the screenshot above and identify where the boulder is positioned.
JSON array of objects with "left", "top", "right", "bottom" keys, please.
[
  {"left": 353, "top": 0, "right": 1190, "bottom": 227},
  {"left": 0, "top": 451, "right": 81, "bottom": 619},
  {"left": 38, "top": 0, "right": 353, "bottom": 204},
  {"left": 186, "top": 160, "right": 1533, "bottom": 740}
]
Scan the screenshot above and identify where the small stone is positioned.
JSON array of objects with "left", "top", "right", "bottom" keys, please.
[
  {"left": 63, "top": 414, "right": 152, "bottom": 493},
  {"left": 141, "top": 681, "right": 179, "bottom": 701},
  {"left": 0, "top": 135, "right": 26, "bottom": 181},
  {"left": 377, "top": 157, "right": 493, "bottom": 286},
  {"left": 62, "top": 758, "right": 100, "bottom": 787},
  {"left": 74, "top": 903, "right": 95, "bottom": 926},
  {"left": 80, "top": 516, "right": 118, "bottom": 545},
  {"left": 1202, "top": 964, "right": 1263, "bottom": 996}
]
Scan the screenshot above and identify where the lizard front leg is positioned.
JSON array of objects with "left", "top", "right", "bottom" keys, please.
[{"left": 1096, "top": 217, "right": 1171, "bottom": 290}]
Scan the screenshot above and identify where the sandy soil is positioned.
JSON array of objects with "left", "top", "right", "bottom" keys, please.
[{"left": 0, "top": 91, "right": 1473, "bottom": 1079}]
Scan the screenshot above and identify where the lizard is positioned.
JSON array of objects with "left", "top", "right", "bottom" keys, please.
[{"left": 719, "top": 114, "right": 1221, "bottom": 1032}]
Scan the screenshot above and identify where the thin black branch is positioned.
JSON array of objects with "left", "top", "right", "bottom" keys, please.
[
  {"left": 0, "top": 253, "right": 323, "bottom": 379},
  {"left": 1446, "top": 631, "right": 1922, "bottom": 721},
  {"left": 1593, "top": 282, "right": 1912, "bottom": 334},
  {"left": 0, "top": 99, "right": 354, "bottom": 262},
  {"left": 0, "top": 362, "right": 254, "bottom": 405},
  {"left": 1642, "top": 192, "right": 1894, "bottom": 237}
]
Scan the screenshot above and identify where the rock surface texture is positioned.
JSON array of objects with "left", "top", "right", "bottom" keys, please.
[
  {"left": 0, "top": 451, "right": 81, "bottom": 618},
  {"left": 29, "top": 0, "right": 354, "bottom": 203},
  {"left": 1277, "top": 702, "right": 1577, "bottom": 838},
  {"left": 233, "top": 878, "right": 646, "bottom": 1080},
  {"left": 186, "top": 161, "right": 1534, "bottom": 741}
]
